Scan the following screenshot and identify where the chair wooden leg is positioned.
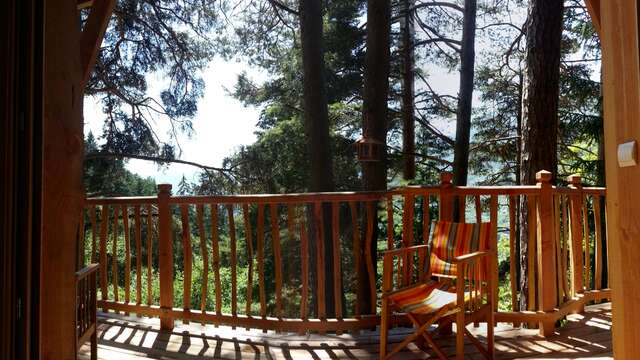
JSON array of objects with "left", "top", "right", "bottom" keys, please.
[
  {"left": 379, "top": 299, "right": 389, "bottom": 360},
  {"left": 487, "top": 309, "right": 495, "bottom": 359},
  {"left": 420, "top": 332, "right": 448, "bottom": 360},
  {"left": 456, "top": 311, "right": 465, "bottom": 360}
]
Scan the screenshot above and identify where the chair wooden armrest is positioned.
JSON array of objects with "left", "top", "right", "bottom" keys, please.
[{"left": 452, "top": 250, "right": 490, "bottom": 264}]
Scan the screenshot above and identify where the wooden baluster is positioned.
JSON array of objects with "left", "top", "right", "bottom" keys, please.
[
  {"left": 257, "top": 204, "right": 266, "bottom": 320},
  {"left": 386, "top": 196, "right": 394, "bottom": 250},
  {"left": 561, "top": 195, "right": 569, "bottom": 298},
  {"left": 365, "top": 202, "right": 376, "bottom": 314},
  {"left": 180, "top": 204, "right": 192, "bottom": 321},
  {"left": 286, "top": 205, "right": 296, "bottom": 288},
  {"left": 535, "top": 170, "right": 557, "bottom": 336},
  {"left": 227, "top": 204, "right": 238, "bottom": 320},
  {"left": 314, "top": 202, "right": 326, "bottom": 321},
  {"left": 508, "top": 195, "right": 519, "bottom": 325},
  {"left": 423, "top": 194, "right": 431, "bottom": 243},
  {"left": 567, "top": 175, "right": 585, "bottom": 300},
  {"left": 146, "top": 204, "right": 153, "bottom": 306},
  {"left": 402, "top": 194, "right": 415, "bottom": 285},
  {"left": 420, "top": 194, "right": 431, "bottom": 280},
  {"left": 243, "top": 204, "right": 254, "bottom": 319},
  {"left": 134, "top": 205, "right": 142, "bottom": 309},
  {"left": 349, "top": 201, "right": 361, "bottom": 318},
  {"left": 79, "top": 208, "right": 86, "bottom": 268},
  {"left": 475, "top": 195, "right": 482, "bottom": 223},
  {"left": 211, "top": 204, "right": 222, "bottom": 315},
  {"left": 583, "top": 195, "right": 591, "bottom": 290},
  {"left": 112, "top": 205, "right": 119, "bottom": 304},
  {"left": 198, "top": 204, "right": 209, "bottom": 318},
  {"left": 527, "top": 195, "right": 537, "bottom": 317},
  {"left": 122, "top": 205, "right": 131, "bottom": 310},
  {"left": 91, "top": 205, "right": 97, "bottom": 264},
  {"left": 489, "top": 195, "right": 499, "bottom": 314},
  {"left": 100, "top": 206, "right": 109, "bottom": 303},
  {"left": 388, "top": 196, "right": 401, "bottom": 287},
  {"left": 554, "top": 194, "right": 564, "bottom": 305},
  {"left": 594, "top": 195, "right": 603, "bottom": 291},
  {"left": 157, "top": 184, "right": 173, "bottom": 330},
  {"left": 458, "top": 195, "right": 466, "bottom": 223},
  {"left": 331, "top": 202, "right": 342, "bottom": 322},
  {"left": 270, "top": 203, "right": 283, "bottom": 319},
  {"left": 299, "top": 206, "right": 309, "bottom": 321}
]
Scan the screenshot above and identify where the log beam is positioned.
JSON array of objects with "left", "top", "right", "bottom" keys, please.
[
  {"left": 79, "top": 0, "right": 116, "bottom": 87},
  {"left": 585, "top": 0, "right": 601, "bottom": 35}
]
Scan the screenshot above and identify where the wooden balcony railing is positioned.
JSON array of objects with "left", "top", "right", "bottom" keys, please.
[
  {"left": 81, "top": 171, "right": 610, "bottom": 336},
  {"left": 75, "top": 263, "right": 98, "bottom": 359}
]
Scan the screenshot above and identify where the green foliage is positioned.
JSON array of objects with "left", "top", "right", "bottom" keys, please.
[{"left": 84, "top": 132, "right": 157, "bottom": 197}]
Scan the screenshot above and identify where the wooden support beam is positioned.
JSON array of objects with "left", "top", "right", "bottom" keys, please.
[
  {"left": 600, "top": 0, "right": 640, "bottom": 357},
  {"left": 79, "top": 0, "right": 116, "bottom": 87},
  {"left": 585, "top": 0, "right": 601, "bottom": 35},
  {"left": 41, "top": 0, "right": 86, "bottom": 358}
]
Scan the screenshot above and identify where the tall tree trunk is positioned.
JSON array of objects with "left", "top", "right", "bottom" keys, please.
[
  {"left": 299, "top": 0, "right": 336, "bottom": 318},
  {"left": 361, "top": 0, "right": 391, "bottom": 314},
  {"left": 518, "top": 0, "right": 564, "bottom": 313},
  {"left": 452, "top": 0, "right": 477, "bottom": 188},
  {"left": 401, "top": 0, "right": 416, "bottom": 181},
  {"left": 515, "top": 72, "right": 523, "bottom": 287}
]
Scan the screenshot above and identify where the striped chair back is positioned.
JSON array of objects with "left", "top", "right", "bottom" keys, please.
[{"left": 428, "top": 221, "right": 491, "bottom": 280}]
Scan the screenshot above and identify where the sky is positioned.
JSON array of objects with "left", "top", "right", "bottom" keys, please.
[
  {"left": 84, "top": 58, "right": 268, "bottom": 188},
  {"left": 83, "top": 54, "right": 461, "bottom": 190}
]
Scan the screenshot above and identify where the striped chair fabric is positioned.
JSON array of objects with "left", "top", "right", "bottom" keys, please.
[{"left": 429, "top": 221, "right": 491, "bottom": 280}]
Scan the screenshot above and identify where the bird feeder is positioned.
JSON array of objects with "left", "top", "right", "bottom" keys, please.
[{"left": 355, "top": 136, "right": 383, "bottom": 162}]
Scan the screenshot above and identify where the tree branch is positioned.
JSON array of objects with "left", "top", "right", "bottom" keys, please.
[
  {"left": 268, "top": 0, "right": 299, "bottom": 16},
  {"left": 85, "top": 152, "right": 238, "bottom": 176}
]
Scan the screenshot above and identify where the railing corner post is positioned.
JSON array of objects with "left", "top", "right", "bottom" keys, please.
[
  {"left": 157, "top": 184, "right": 174, "bottom": 330},
  {"left": 439, "top": 172, "right": 454, "bottom": 221},
  {"left": 536, "top": 170, "right": 557, "bottom": 336}
]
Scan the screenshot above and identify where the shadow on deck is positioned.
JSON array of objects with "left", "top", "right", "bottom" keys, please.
[{"left": 79, "top": 303, "right": 612, "bottom": 359}]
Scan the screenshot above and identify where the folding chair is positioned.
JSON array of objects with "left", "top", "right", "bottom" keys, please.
[{"left": 379, "top": 221, "right": 496, "bottom": 360}]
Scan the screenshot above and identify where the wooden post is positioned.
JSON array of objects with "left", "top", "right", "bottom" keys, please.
[
  {"left": 535, "top": 170, "right": 557, "bottom": 336},
  {"left": 598, "top": 1, "right": 640, "bottom": 356},
  {"left": 567, "top": 175, "right": 584, "bottom": 305},
  {"left": 439, "top": 172, "right": 454, "bottom": 221},
  {"left": 157, "top": 184, "right": 174, "bottom": 330}
]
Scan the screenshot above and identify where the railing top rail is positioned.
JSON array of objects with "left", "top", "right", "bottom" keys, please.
[
  {"left": 168, "top": 191, "right": 388, "bottom": 205},
  {"left": 85, "top": 196, "right": 157, "bottom": 205},
  {"left": 554, "top": 187, "right": 606, "bottom": 195},
  {"left": 84, "top": 184, "right": 606, "bottom": 205},
  {"left": 75, "top": 263, "right": 99, "bottom": 282}
]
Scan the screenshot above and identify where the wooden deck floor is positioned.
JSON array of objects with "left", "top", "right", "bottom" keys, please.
[{"left": 79, "top": 303, "right": 612, "bottom": 359}]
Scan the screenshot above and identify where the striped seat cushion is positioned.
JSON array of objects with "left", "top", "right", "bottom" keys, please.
[
  {"left": 429, "top": 221, "right": 491, "bottom": 280},
  {"left": 387, "top": 281, "right": 464, "bottom": 315}
]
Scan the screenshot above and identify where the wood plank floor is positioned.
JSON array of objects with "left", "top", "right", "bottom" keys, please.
[{"left": 79, "top": 303, "right": 612, "bottom": 359}]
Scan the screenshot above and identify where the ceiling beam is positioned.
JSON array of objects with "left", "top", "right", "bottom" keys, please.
[
  {"left": 79, "top": 0, "right": 116, "bottom": 88},
  {"left": 585, "top": 0, "right": 601, "bottom": 35}
]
